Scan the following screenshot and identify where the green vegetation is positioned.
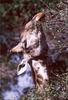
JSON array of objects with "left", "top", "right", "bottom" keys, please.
[{"left": 0, "top": 0, "right": 61, "bottom": 32}]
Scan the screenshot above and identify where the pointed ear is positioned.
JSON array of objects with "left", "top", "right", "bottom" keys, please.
[
  {"left": 25, "top": 21, "right": 33, "bottom": 30},
  {"left": 25, "top": 12, "right": 45, "bottom": 30},
  {"left": 32, "top": 12, "right": 45, "bottom": 22},
  {"left": 10, "top": 42, "right": 23, "bottom": 53}
]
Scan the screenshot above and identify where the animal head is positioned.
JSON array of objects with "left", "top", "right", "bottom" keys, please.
[{"left": 10, "top": 12, "right": 47, "bottom": 57}]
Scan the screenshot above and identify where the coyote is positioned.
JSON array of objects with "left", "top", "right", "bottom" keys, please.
[{"left": 11, "top": 12, "right": 48, "bottom": 89}]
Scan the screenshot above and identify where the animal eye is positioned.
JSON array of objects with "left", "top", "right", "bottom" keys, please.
[
  {"left": 24, "top": 40, "right": 27, "bottom": 48},
  {"left": 22, "top": 40, "right": 27, "bottom": 49},
  {"left": 37, "top": 67, "right": 40, "bottom": 70}
]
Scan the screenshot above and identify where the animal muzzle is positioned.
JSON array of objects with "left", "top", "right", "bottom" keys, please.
[{"left": 10, "top": 42, "right": 23, "bottom": 53}]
